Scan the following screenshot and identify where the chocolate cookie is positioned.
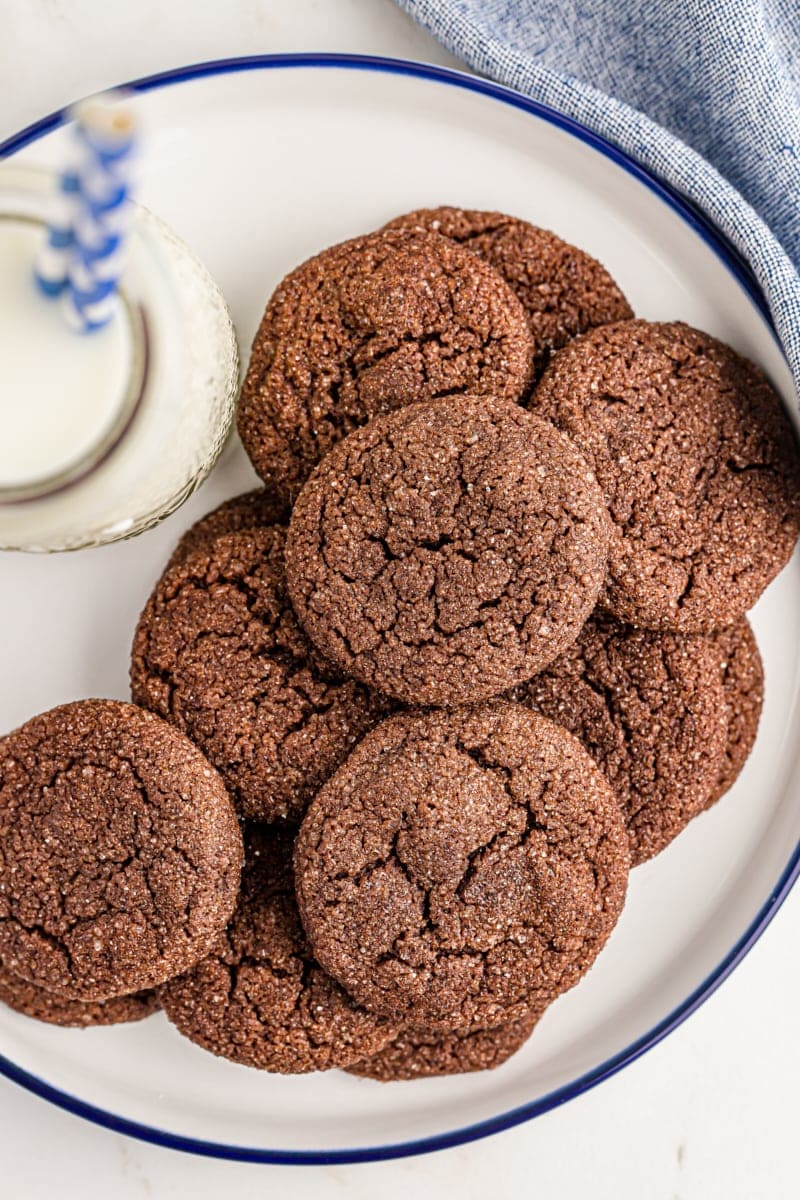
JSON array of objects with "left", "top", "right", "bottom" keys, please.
[
  {"left": 530, "top": 320, "right": 800, "bottom": 631},
  {"left": 0, "top": 961, "right": 158, "bottom": 1028},
  {"left": 346, "top": 1010, "right": 539, "bottom": 1082},
  {"left": 168, "top": 487, "right": 289, "bottom": 569},
  {"left": 160, "top": 825, "right": 398, "bottom": 1073},
  {"left": 0, "top": 700, "right": 242, "bottom": 1001},
  {"left": 382, "top": 207, "right": 632, "bottom": 376},
  {"left": 509, "top": 614, "right": 729, "bottom": 864},
  {"left": 708, "top": 618, "right": 764, "bottom": 806},
  {"left": 285, "top": 396, "right": 611, "bottom": 707},
  {"left": 237, "top": 228, "right": 535, "bottom": 500},
  {"left": 131, "top": 528, "right": 393, "bottom": 822},
  {"left": 294, "top": 703, "right": 629, "bottom": 1031}
]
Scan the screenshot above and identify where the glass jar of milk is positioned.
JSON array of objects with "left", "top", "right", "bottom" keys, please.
[{"left": 0, "top": 166, "right": 239, "bottom": 552}]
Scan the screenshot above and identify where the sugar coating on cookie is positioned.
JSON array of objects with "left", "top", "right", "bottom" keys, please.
[
  {"left": 160, "top": 825, "right": 399, "bottom": 1072},
  {"left": 238, "top": 228, "right": 535, "bottom": 501},
  {"left": 346, "top": 1009, "right": 539, "bottom": 1082},
  {"left": 0, "top": 700, "right": 243, "bottom": 1001},
  {"left": 382, "top": 206, "right": 632, "bottom": 376},
  {"left": 168, "top": 487, "right": 289, "bottom": 569},
  {"left": 294, "top": 703, "right": 629, "bottom": 1031},
  {"left": 0, "top": 961, "right": 158, "bottom": 1028},
  {"left": 510, "top": 613, "right": 728, "bottom": 864},
  {"left": 707, "top": 619, "right": 764, "bottom": 806},
  {"left": 285, "top": 396, "right": 611, "bottom": 707},
  {"left": 131, "top": 528, "right": 393, "bottom": 822},
  {"left": 530, "top": 320, "right": 800, "bottom": 631}
]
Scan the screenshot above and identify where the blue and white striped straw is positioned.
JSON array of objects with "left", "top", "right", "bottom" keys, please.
[
  {"left": 35, "top": 91, "right": 137, "bottom": 333},
  {"left": 33, "top": 166, "right": 81, "bottom": 297}
]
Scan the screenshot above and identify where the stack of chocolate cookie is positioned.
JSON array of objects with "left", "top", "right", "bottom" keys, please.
[{"left": 1, "top": 207, "right": 797, "bottom": 1086}]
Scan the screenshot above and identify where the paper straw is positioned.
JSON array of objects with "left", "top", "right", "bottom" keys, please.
[
  {"left": 33, "top": 168, "right": 80, "bottom": 297},
  {"left": 35, "top": 91, "right": 137, "bottom": 332}
]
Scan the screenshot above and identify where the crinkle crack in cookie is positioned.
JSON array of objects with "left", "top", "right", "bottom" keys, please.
[
  {"left": 346, "top": 1009, "right": 540, "bottom": 1082},
  {"left": 294, "top": 704, "right": 629, "bottom": 1032},
  {"left": 509, "top": 614, "right": 728, "bottom": 864},
  {"left": 131, "top": 528, "right": 393, "bottom": 822},
  {"left": 160, "top": 825, "right": 399, "bottom": 1072},
  {"left": 0, "top": 700, "right": 243, "bottom": 1001},
  {"left": 167, "top": 487, "right": 289, "bottom": 570},
  {"left": 530, "top": 320, "right": 800, "bottom": 631},
  {"left": 707, "top": 618, "right": 764, "bottom": 807},
  {"left": 0, "top": 960, "right": 158, "bottom": 1028},
  {"left": 285, "top": 396, "right": 611, "bottom": 707},
  {"left": 382, "top": 207, "right": 632, "bottom": 377},
  {"left": 237, "top": 228, "right": 535, "bottom": 500}
]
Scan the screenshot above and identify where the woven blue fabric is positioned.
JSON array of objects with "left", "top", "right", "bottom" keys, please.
[{"left": 396, "top": 0, "right": 800, "bottom": 395}]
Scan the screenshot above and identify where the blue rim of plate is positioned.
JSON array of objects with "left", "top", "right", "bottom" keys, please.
[{"left": 0, "top": 53, "right": 796, "bottom": 1167}]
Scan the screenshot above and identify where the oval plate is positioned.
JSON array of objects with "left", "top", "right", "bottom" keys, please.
[{"left": 1, "top": 54, "right": 798, "bottom": 1165}]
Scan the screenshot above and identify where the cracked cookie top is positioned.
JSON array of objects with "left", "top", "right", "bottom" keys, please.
[
  {"left": 294, "top": 703, "right": 629, "bottom": 1032},
  {"left": 131, "top": 527, "right": 393, "bottom": 822},
  {"left": 530, "top": 320, "right": 800, "bottom": 631},
  {"left": 381, "top": 207, "right": 633, "bottom": 377},
  {"left": 285, "top": 395, "right": 612, "bottom": 706},
  {"left": 167, "top": 487, "right": 290, "bottom": 570},
  {"left": 509, "top": 613, "right": 729, "bottom": 864},
  {"left": 237, "top": 228, "right": 535, "bottom": 501},
  {"left": 0, "top": 960, "right": 158, "bottom": 1028},
  {"left": 0, "top": 700, "right": 243, "bottom": 1001},
  {"left": 160, "top": 825, "right": 399, "bottom": 1072},
  {"left": 346, "top": 1008, "right": 540, "bottom": 1082}
]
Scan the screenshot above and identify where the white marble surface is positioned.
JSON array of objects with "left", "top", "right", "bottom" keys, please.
[{"left": 0, "top": 2, "right": 797, "bottom": 1196}]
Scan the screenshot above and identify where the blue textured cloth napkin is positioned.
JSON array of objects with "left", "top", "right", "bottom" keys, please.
[{"left": 396, "top": 0, "right": 800, "bottom": 393}]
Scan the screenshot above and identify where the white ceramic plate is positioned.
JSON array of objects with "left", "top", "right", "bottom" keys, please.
[{"left": 1, "top": 55, "right": 798, "bottom": 1165}]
